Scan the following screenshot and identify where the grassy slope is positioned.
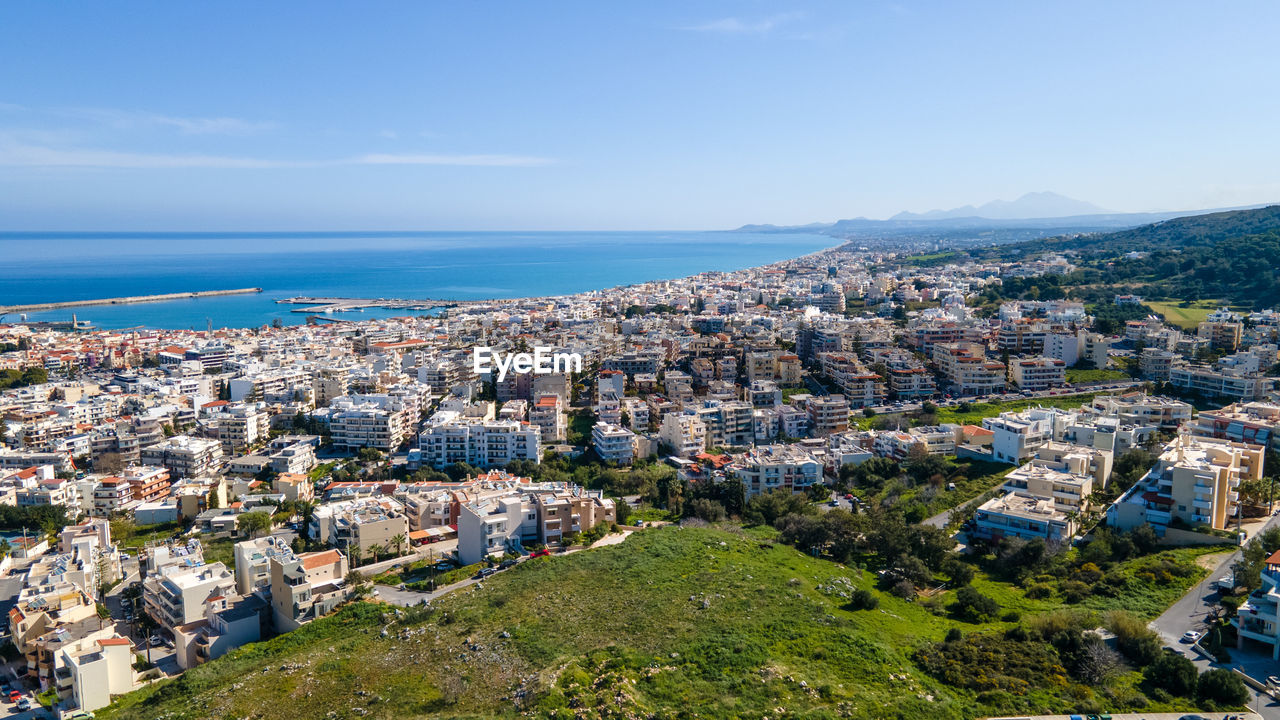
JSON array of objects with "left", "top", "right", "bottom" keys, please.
[
  {"left": 1143, "top": 300, "right": 1237, "bottom": 330},
  {"left": 98, "top": 526, "right": 1217, "bottom": 720}
]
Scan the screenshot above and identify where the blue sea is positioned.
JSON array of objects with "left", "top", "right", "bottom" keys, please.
[{"left": 0, "top": 231, "right": 838, "bottom": 330}]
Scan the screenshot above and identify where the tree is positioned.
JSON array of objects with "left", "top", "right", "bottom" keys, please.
[
  {"left": 357, "top": 447, "right": 384, "bottom": 464},
  {"left": 96, "top": 452, "right": 126, "bottom": 475},
  {"left": 1196, "top": 667, "right": 1249, "bottom": 707},
  {"left": 390, "top": 533, "right": 407, "bottom": 557},
  {"left": 743, "top": 489, "right": 812, "bottom": 527},
  {"left": 950, "top": 586, "right": 999, "bottom": 623},
  {"left": 1143, "top": 651, "right": 1198, "bottom": 696},
  {"left": 368, "top": 543, "right": 386, "bottom": 562},
  {"left": 237, "top": 511, "right": 272, "bottom": 538}
]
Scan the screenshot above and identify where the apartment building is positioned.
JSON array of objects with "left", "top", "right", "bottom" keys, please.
[
  {"left": 1000, "top": 460, "right": 1093, "bottom": 515},
  {"left": 1191, "top": 401, "right": 1280, "bottom": 451},
  {"left": 1010, "top": 357, "right": 1067, "bottom": 391},
  {"left": 269, "top": 548, "right": 350, "bottom": 633},
  {"left": 233, "top": 534, "right": 298, "bottom": 596},
  {"left": 932, "top": 342, "right": 1006, "bottom": 396},
  {"left": 417, "top": 415, "right": 541, "bottom": 469},
  {"left": 1109, "top": 434, "right": 1264, "bottom": 533},
  {"left": 217, "top": 404, "right": 270, "bottom": 454},
  {"left": 173, "top": 593, "right": 270, "bottom": 670},
  {"left": 873, "top": 425, "right": 957, "bottom": 460},
  {"left": 1234, "top": 549, "right": 1280, "bottom": 660},
  {"left": 1087, "top": 392, "right": 1192, "bottom": 429},
  {"left": 591, "top": 422, "right": 637, "bottom": 464},
  {"left": 457, "top": 483, "right": 615, "bottom": 564},
  {"left": 142, "top": 560, "right": 236, "bottom": 632},
  {"left": 694, "top": 400, "right": 755, "bottom": 448},
  {"left": 659, "top": 413, "right": 708, "bottom": 457},
  {"left": 309, "top": 496, "right": 409, "bottom": 562},
  {"left": 530, "top": 393, "right": 566, "bottom": 443},
  {"left": 806, "top": 395, "right": 850, "bottom": 437},
  {"left": 326, "top": 396, "right": 407, "bottom": 451},
  {"left": 1198, "top": 320, "right": 1243, "bottom": 352},
  {"left": 1169, "top": 362, "right": 1270, "bottom": 401},
  {"left": 731, "top": 445, "right": 823, "bottom": 498},
  {"left": 58, "top": 636, "right": 135, "bottom": 714},
  {"left": 997, "top": 320, "right": 1049, "bottom": 355},
  {"left": 140, "top": 435, "right": 223, "bottom": 478},
  {"left": 973, "top": 491, "right": 1078, "bottom": 543},
  {"left": 984, "top": 407, "right": 1075, "bottom": 464},
  {"left": 886, "top": 364, "right": 938, "bottom": 400}
]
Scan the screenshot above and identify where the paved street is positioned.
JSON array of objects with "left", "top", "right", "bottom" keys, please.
[{"left": 1150, "top": 511, "right": 1280, "bottom": 719}]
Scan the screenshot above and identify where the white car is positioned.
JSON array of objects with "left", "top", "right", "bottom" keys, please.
[{"left": 1181, "top": 630, "right": 1202, "bottom": 643}]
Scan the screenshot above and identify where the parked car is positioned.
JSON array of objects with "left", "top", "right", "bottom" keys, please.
[
  {"left": 498, "top": 559, "right": 517, "bottom": 569},
  {"left": 148, "top": 635, "right": 163, "bottom": 646},
  {"left": 474, "top": 567, "right": 497, "bottom": 579},
  {"left": 16, "top": 698, "right": 30, "bottom": 711},
  {"left": 529, "top": 549, "right": 551, "bottom": 558},
  {"left": 1181, "top": 630, "right": 1202, "bottom": 643},
  {"left": 7, "top": 690, "right": 20, "bottom": 703}
]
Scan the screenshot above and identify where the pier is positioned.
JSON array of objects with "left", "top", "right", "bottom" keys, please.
[
  {"left": 276, "top": 296, "right": 517, "bottom": 314},
  {"left": 0, "top": 288, "right": 263, "bottom": 315}
]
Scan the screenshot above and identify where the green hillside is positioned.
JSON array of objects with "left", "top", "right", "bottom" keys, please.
[
  {"left": 99, "top": 525, "right": 1223, "bottom": 720},
  {"left": 908, "top": 205, "right": 1280, "bottom": 310}
]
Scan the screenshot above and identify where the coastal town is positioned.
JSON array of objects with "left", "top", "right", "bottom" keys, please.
[{"left": 1, "top": 234, "right": 1280, "bottom": 717}]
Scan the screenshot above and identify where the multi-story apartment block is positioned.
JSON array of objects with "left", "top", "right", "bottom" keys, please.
[
  {"left": 1234, "top": 549, "right": 1280, "bottom": 659},
  {"left": 659, "top": 413, "right": 707, "bottom": 457},
  {"left": 886, "top": 364, "right": 937, "bottom": 400},
  {"left": 417, "top": 415, "right": 541, "bottom": 469},
  {"left": 694, "top": 400, "right": 755, "bottom": 448},
  {"left": 731, "top": 445, "right": 823, "bottom": 498},
  {"left": 873, "top": 425, "right": 957, "bottom": 460},
  {"left": 1191, "top": 401, "right": 1280, "bottom": 451},
  {"left": 1109, "top": 434, "right": 1264, "bottom": 533},
  {"left": 269, "top": 548, "right": 350, "bottom": 633},
  {"left": 932, "top": 342, "right": 1006, "bottom": 396},
  {"left": 140, "top": 435, "right": 223, "bottom": 479},
  {"left": 806, "top": 394, "right": 850, "bottom": 437},
  {"left": 142, "top": 560, "right": 236, "bottom": 633},
  {"left": 973, "top": 491, "right": 1078, "bottom": 543},
  {"left": 530, "top": 393, "right": 566, "bottom": 443},
  {"left": 217, "top": 404, "right": 270, "bottom": 453},
  {"left": 591, "top": 422, "right": 636, "bottom": 464},
  {"left": 1198, "top": 320, "right": 1243, "bottom": 352},
  {"left": 1168, "top": 362, "right": 1270, "bottom": 401},
  {"left": 309, "top": 496, "right": 409, "bottom": 562},
  {"left": 1010, "top": 357, "right": 1067, "bottom": 391},
  {"left": 1087, "top": 392, "right": 1192, "bottom": 429},
  {"left": 326, "top": 396, "right": 407, "bottom": 451},
  {"left": 457, "top": 483, "right": 615, "bottom": 564}
]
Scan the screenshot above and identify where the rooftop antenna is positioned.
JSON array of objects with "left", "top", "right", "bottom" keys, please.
[{"left": 207, "top": 318, "right": 213, "bottom": 335}]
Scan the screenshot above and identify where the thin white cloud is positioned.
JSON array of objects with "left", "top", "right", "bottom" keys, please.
[
  {"left": 679, "top": 12, "right": 804, "bottom": 35},
  {"left": 60, "top": 107, "right": 276, "bottom": 135},
  {"left": 0, "top": 136, "right": 552, "bottom": 169},
  {"left": 354, "top": 153, "right": 553, "bottom": 167}
]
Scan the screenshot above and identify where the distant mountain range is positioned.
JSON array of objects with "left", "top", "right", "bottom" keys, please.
[
  {"left": 888, "top": 191, "right": 1110, "bottom": 221},
  {"left": 733, "top": 193, "right": 1271, "bottom": 238}
]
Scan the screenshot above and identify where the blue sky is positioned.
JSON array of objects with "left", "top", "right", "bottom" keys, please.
[{"left": 1, "top": 1, "right": 1277, "bottom": 230}]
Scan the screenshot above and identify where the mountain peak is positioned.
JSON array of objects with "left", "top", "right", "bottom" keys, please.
[{"left": 890, "top": 192, "right": 1111, "bottom": 221}]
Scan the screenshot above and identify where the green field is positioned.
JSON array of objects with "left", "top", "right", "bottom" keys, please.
[
  {"left": 933, "top": 392, "right": 1101, "bottom": 426},
  {"left": 1144, "top": 299, "right": 1225, "bottom": 330},
  {"left": 98, "top": 525, "right": 1220, "bottom": 720},
  {"left": 1065, "top": 368, "right": 1129, "bottom": 383}
]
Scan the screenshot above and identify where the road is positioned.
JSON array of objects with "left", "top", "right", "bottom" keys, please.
[{"left": 1150, "top": 511, "right": 1280, "bottom": 719}]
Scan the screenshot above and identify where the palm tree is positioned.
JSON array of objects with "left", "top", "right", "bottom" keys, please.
[
  {"left": 390, "top": 533, "right": 407, "bottom": 557},
  {"left": 368, "top": 543, "right": 385, "bottom": 563}
]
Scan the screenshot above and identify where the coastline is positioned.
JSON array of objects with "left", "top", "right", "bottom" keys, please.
[{"left": 3, "top": 232, "right": 848, "bottom": 330}]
